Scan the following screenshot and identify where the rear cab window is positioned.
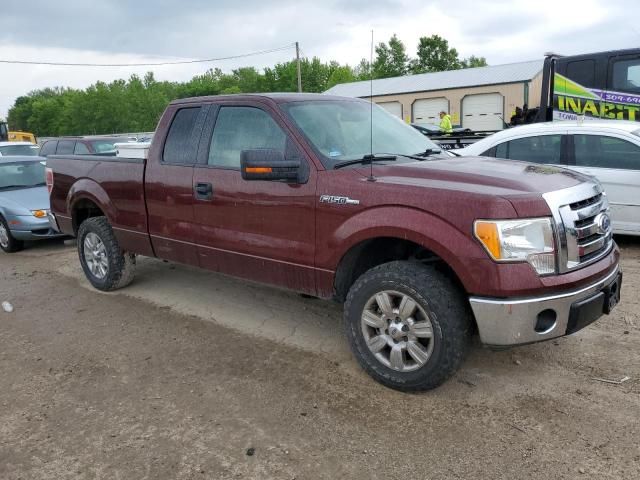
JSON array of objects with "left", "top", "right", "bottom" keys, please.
[{"left": 163, "top": 107, "right": 203, "bottom": 164}]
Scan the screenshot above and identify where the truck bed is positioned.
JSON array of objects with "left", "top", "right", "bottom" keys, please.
[{"left": 47, "top": 155, "right": 153, "bottom": 256}]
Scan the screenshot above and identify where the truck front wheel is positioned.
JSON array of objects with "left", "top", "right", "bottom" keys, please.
[
  {"left": 77, "top": 216, "right": 136, "bottom": 291},
  {"left": 344, "top": 261, "right": 472, "bottom": 391}
]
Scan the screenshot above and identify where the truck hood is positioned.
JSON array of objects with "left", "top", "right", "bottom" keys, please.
[
  {"left": 0, "top": 186, "right": 50, "bottom": 214},
  {"left": 378, "top": 157, "right": 591, "bottom": 196}
]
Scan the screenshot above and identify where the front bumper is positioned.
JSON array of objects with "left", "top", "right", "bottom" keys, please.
[
  {"left": 469, "top": 266, "right": 622, "bottom": 347},
  {"left": 8, "top": 215, "right": 66, "bottom": 241}
]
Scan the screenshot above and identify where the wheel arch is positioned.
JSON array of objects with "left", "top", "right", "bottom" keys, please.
[
  {"left": 67, "top": 179, "right": 115, "bottom": 235},
  {"left": 333, "top": 233, "right": 470, "bottom": 303}
]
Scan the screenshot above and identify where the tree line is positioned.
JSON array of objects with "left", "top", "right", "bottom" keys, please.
[{"left": 7, "top": 35, "right": 487, "bottom": 136}]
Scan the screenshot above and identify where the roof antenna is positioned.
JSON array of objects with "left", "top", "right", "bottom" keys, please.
[{"left": 367, "top": 29, "right": 376, "bottom": 182}]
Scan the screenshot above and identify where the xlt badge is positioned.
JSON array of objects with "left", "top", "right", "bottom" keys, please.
[{"left": 319, "top": 195, "right": 360, "bottom": 205}]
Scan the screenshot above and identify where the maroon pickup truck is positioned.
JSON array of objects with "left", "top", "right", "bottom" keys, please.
[{"left": 46, "top": 93, "right": 622, "bottom": 391}]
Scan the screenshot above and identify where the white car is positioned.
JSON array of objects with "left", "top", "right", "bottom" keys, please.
[
  {"left": 460, "top": 121, "right": 640, "bottom": 236},
  {"left": 0, "top": 141, "right": 39, "bottom": 157}
]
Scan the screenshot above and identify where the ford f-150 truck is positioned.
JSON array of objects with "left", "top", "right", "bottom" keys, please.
[{"left": 46, "top": 93, "right": 622, "bottom": 391}]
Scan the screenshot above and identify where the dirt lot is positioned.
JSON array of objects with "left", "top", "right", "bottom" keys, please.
[{"left": 1, "top": 238, "right": 639, "bottom": 479}]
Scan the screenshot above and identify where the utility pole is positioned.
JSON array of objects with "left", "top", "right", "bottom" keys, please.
[{"left": 296, "top": 41, "right": 302, "bottom": 93}]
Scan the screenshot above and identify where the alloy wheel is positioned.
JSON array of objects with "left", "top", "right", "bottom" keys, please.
[
  {"left": 83, "top": 232, "right": 109, "bottom": 279},
  {"left": 361, "top": 290, "right": 435, "bottom": 372}
]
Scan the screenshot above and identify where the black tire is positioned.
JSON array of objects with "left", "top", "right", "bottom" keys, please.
[
  {"left": 344, "top": 261, "right": 472, "bottom": 391},
  {"left": 77, "top": 216, "right": 136, "bottom": 291},
  {"left": 0, "top": 215, "right": 24, "bottom": 253}
]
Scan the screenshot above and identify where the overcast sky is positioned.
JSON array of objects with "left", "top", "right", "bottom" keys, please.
[{"left": 1, "top": 0, "right": 639, "bottom": 118}]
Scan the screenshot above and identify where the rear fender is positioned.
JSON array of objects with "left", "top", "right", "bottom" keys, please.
[{"left": 67, "top": 178, "right": 116, "bottom": 229}]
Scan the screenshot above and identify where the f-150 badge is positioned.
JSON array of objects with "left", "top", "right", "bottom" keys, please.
[{"left": 319, "top": 195, "right": 360, "bottom": 205}]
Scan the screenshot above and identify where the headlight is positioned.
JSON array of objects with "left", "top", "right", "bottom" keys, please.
[
  {"left": 474, "top": 218, "right": 556, "bottom": 275},
  {"left": 31, "top": 209, "right": 48, "bottom": 218}
]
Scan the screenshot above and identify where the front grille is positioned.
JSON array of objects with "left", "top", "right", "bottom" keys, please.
[
  {"left": 543, "top": 183, "right": 613, "bottom": 273},
  {"left": 561, "top": 193, "right": 612, "bottom": 270},
  {"left": 569, "top": 193, "right": 602, "bottom": 211}
]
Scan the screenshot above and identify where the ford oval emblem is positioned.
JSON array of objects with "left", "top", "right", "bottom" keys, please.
[{"left": 594, "top": 212, "right": 611, "bottom": 234}]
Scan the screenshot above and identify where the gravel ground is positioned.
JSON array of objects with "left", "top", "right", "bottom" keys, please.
[{"left": 0, "top": 237, "right": 638, "bottom": 479}]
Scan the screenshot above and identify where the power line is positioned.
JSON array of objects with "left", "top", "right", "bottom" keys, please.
[{"left": 0, "top": 44, "right": 296, "bottom": 67}]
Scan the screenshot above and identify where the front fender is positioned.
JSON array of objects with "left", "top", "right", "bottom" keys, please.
[{"left": 320, "top": 206, "right": 493, "bottom": 295}]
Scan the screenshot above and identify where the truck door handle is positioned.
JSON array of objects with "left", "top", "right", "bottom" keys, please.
[{"left": 195, "top": 182, "right": 213, "bottom": 200}]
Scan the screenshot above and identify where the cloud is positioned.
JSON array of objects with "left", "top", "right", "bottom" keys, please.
[{"left": 1, "top": 0, "right": 639, "bottom": 118}]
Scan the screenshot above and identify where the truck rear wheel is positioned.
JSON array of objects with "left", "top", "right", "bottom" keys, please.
[
  {"left": 344, "top": 261, "right": 472, "bottom": 391},
  {"left": 77, "top": 216, "right": 136, "bottom": 291}
]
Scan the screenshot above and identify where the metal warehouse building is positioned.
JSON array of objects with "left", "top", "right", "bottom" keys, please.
[{"left": 325, "top": 60, "right": 544, "bottom": 131}]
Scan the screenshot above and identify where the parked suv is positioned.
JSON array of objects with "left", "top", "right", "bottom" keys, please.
[
  {"left": 38, "top": 137, "right": 121, "bottom": 157},
  {"left": 460, "top": 121, "right": 640, "bottom": 236}
]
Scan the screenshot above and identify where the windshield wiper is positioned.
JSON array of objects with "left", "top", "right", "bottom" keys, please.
[
  {"left": 414, "top": 148, "right": 442, "bottom": 157},
  {"left": 378, "top": 152, "right": 426, "bottom": 161},
  {"left": 333, "top": 154, "right": 397, "bottom": 170}
]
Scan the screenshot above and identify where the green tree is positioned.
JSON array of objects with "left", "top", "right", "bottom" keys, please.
[
  {"left": 411, "top": 35, "right": 461, "bottom": 74},
  {"left": 461, "top": 55, "right": 488, "bottom": 69},
  {"left": 354, "top": 58, "right": 371, "bottom": 81},
  {"left": 372, "top": 34, "right": 409, "bottom": 79},
  {"left": 327, "top": 63, "right": 356, "bottom": 89},
  {"left": 6, "top": 43, "right": 487, "bottom": 137},
  {"left": 6, "top": 96, "right": 35, "bottom": 131}
]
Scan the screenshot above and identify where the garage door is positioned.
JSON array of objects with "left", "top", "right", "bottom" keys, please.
[
  {"left": 413, "top": 98, "right": 449, "bottom": 126},
  {"left": 462, "top": 93, "right": 504, "bottom": 131},
  {"left": 377, "top": 101, "right": 402, "bottom": 118}
]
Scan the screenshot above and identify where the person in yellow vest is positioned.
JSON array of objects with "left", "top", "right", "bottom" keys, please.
[{"left": 439, "top": 111, "right": 453, "bottom": 134}]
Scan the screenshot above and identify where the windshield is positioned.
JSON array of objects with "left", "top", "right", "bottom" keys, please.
[
  {"left": 90, "top": 140, "right": 117, "bottom": 153},
  {"left": 0, "top": 161, "right": 46, "bottom": 190},
  {"left": 282, "top": 100, "right": 441, "bottom": 168},
  {"left": 0, "top": 144, "right": 38, "bottom": 156}
]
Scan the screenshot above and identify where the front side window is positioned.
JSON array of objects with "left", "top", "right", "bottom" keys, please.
[
  {"left": 208, "top": 107, "right": 287, "bottom": 168},
  {"left": 611, "top": 58, "right": 640, "bottom": 94},
  {"left": 163, "top": 107, "right": 202, "bottom": 164},
  {"left": 281, "top": 100, "right": 441, "bottom": 168},
  {"left": 496, "top": 135, "right": 563, "bottom": 164},
  {"left": 574, "top": 134, "right": 640, "bottom": 170}
]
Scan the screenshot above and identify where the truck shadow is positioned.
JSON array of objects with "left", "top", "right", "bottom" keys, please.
[{"left": 53, "top": 246, "right": 636, "bottom": 394}]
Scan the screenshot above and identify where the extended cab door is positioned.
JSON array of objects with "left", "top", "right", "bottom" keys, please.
[
  {"left": 145, "top": 104, "right": 209, "bottom": 265},
  {"left": 192, "top": 102, "right": 318, "bottom": 294}
]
